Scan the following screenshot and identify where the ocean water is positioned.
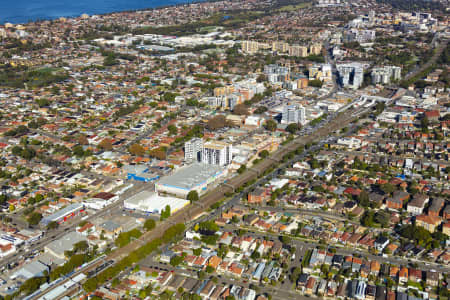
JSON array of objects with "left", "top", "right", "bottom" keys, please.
[{"left": 1, "top": 0, "right": 195, "bottom": 24}]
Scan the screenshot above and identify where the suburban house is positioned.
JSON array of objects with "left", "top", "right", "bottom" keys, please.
[{"left": 415, "top": 214, "right": 441, "bottom": 233}]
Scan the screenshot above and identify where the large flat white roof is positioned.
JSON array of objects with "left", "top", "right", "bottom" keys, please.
[{"left": 124, "top": 190, "right": 189, "bottom": 214}]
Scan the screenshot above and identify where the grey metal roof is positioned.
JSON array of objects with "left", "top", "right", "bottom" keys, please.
[
  {"left": 123, "top": 164, "right": 148, "bottom": 174},
  {"left": 13, "top": 260, "right": 48, "bottom": 280},
  {"left": 100, "top": 220, "right": 121, "bottom": 232},
  {"left": 45, "top": 232, "right": 86, "bottom": 257},
  {"left": 157, "top": 163, "right": 224, "bottom": 190},
  {"left": 41, "top": 203, "right": 84, "bottom": 225}
]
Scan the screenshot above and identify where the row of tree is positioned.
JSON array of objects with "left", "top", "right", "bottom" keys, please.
[{"left": 114, "top": 228, "right": 143, "bottom": 248}]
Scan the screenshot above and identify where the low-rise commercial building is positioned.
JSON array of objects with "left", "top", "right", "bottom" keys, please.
[
  {"left": 124, "top": 190, "right": 189, "bottom": 214},
  {"left": 156, "top": 163, "right": 227, "bottom": 198},
  {"left": 40, "top": 203, "right": 85, "bottom": 226}
]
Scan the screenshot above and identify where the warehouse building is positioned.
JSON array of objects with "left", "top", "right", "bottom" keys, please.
[
  {"left": 124, "top": 190, "right": 189, "bottom": 214},
  {"left": 83, "top": 192, "right": 119, "bottom": 210},
  {"left": 44, "top": 232, "right": 87, "bottom": 260},
  {"left": 155, "top": 163, "right": 227, "bottom": 198},
  {"left": 12, "top": 260, "right": 49, "bottom": 280},
  {"left": 40, "top": 203, "right": 85, "bottom": 226}
]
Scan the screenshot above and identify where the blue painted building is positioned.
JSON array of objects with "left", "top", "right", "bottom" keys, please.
[{"left": 124, "top": 164, "right": 160, "bottom": 182}]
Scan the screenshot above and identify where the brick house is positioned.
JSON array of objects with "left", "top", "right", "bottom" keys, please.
[{"left": 248, "top": 188, "right": 268, "bottom": 204}]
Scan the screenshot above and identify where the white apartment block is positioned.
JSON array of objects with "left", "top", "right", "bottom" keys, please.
[
  {"left": 184, "top": 138, "right": 203, "bottom": 162},
  {"left": 202, "top": 141, "right": 233, "bottom": 166}
]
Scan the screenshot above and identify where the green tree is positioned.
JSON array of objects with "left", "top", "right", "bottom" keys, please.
[
  {"left": 162, "top": 92, "right": 177, "bottom": 102},
  {"left": 254, "top": 106, "right": 268, "bottom": 114},
  {"left": 144, "top": 219, "right": 156, "bottom": 231},
  {"left": 36, "top": 98, "right": 50, "bottom": 107},
  {"left": 139, "top": 290, "right": 147, "bottom": 299},
  {"left": 358, "top": 190, "right": 370, "bottom": 207},
  {"left": 285, "top": 123, "right": 299, "bottom": 134},
  {"left": 199, "top": 220, "right": 219, "bottom": 233},
  {"left": 259, "top": 150, "right": 269, "bottom": 159},
  {"left": 201, "top": 234, "right": 218, "bottom": 245},
  {"left": 114, "top": 228, "right": 143, "bottom": 247},
  {"left": 374, "top": 211, "right": 390, "bottom": 228},
  {"left": 250, "top": 250, "right": 260, "bottom": 260},
  {"left": 103, "top": 55, "right": 118, "bottom": 66},
  {"left": 46, "top": 221, "right": 59, "bottom": 230},
  {"left": 160, "top": 205, "right": 171, "bottom": 221},
  {"left": 380, "top": 183, "right": 395, "bottom": 195},
  {"left": 0, "top": 194, "right": 8, "bottom": 205},
  {"left": 170, "top": 255, "right": 183, "bottom": 267},
  {"left": 360, "top": 211, "right": 374, "bottom": 227},
  {"left": 19, "top": 277, "right": 47, "bottom": 295},
  {"left": 421, "top": 116, "right": 429, "bottom": 133},
  {"left": 309, "top": 79, "right": 323, "bottom": 88},
  {"left": 20, "top": 147, "right": 36, "bottom": 160},
  {"left": 398, "top": 224, "right": 432, "bottom": 245},
  {"left": 72, "top": 145, "right": 85, "bottom": 157},
  {"left": 11, "top": 146, "right": 23, "bottom": 156},
  {"left": 27, "top": 212, "right": 43, "bottom": 226},
  {"left": 198, "top": 271, "right": 206, "bottom": 280},
  {"left": 35, "top": 194, "right": 44, "bottom": 202},
  {"left": 264, "top": 119, "right": 277, "bottom": 132},
  {"left": 280, "top": 236, "right": 292, "bottom": 245},
  {"left": 187, "top": 190, "right": 199, "bottom": 203},
  {"left": 73, "top": 240, "right": 89, "bottom": 253},
  {"left": 237, "top": 165, "right": 246, "bottom": 174},
  {"left": 168, "top": 124, "right": 178, "bottom": 136},
  {"left": 83, "top": 278, "right": 98, "bottom": 293}
]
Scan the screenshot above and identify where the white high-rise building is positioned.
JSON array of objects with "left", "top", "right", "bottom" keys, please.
[
  {"left": 202, "top": 141, "right": 233, "bottom": 166},
  {"left": 337, "top": 63, "right": 365, "bottom": 89},
  {"left": 282, "top": 104, "right": 306, "bottom": 125},
  {"left": 184, "top": 138, "right": 203, "bottom": 162},
  {"left": 371, "top": 66, "right": 402, "bottom": 85},
  {"left": 264, "top": 64, "right": 290, "bottom": 84}
]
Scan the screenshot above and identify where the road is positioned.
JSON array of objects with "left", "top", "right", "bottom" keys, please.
[{"left": 320, "top": 41, "right": 340, "bottom": 99}]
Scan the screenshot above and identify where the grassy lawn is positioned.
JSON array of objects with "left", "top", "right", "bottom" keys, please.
[{"left": 277, "top": 2, "right": 312, "bottom": 11}]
